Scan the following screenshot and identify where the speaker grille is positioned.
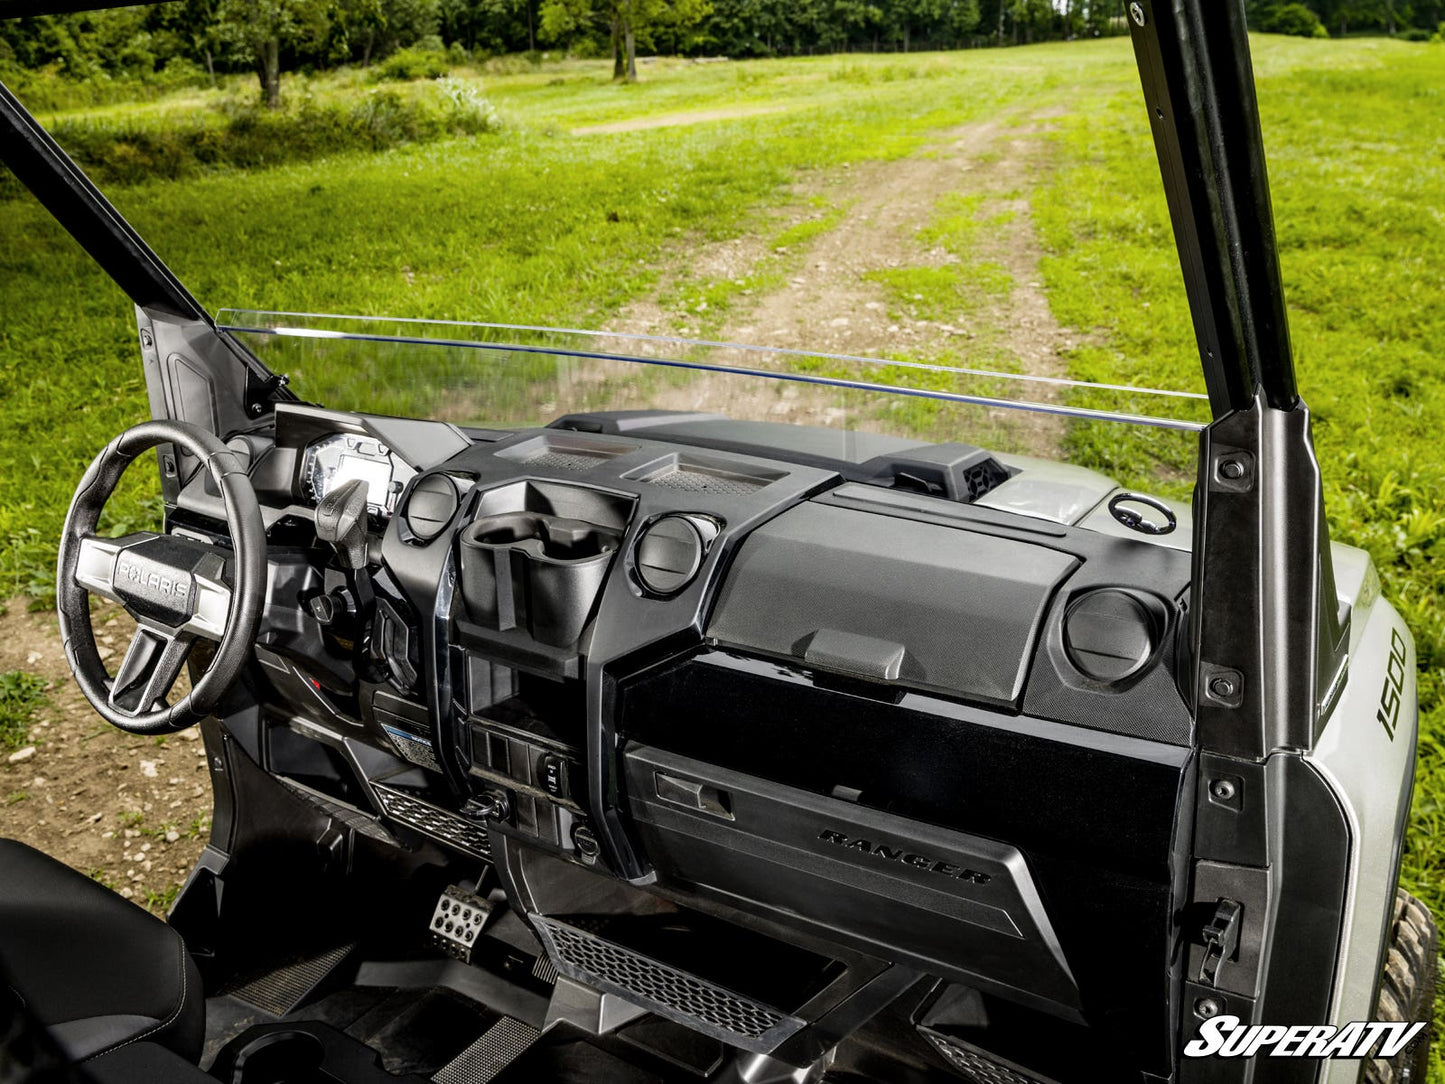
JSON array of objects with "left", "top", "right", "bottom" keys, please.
[
  {"left": 521, "top": 449, "right": 610, "bottom": 472},
  {"left": 637, "top": 463, "right": 766, "bottom": 496},
  {"left": 533, "top": 917, "right": 804, "bottom": 1052}
]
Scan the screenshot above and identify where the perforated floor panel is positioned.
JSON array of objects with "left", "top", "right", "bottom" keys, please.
[
  {"left": 225, "top": 943, "right": 355, "bottom": 1015},
  {"left": 432, "top": 1017, "right": 541, "bottom": 1084}
]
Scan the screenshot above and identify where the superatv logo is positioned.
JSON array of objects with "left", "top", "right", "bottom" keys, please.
[
  {"left": 117, "top": 558, "right": 189, "bottom": 600},
  {"left": 1185, "top": 1015, "right": 1425, "bottom": 1059},
  {"left": 817, "top": 830, "right": 991, "bottom": 885}
]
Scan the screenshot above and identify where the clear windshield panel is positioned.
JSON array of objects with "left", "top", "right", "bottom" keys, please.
[{"left": 219, "top": 310, "right": 1209, "bottom": 496}]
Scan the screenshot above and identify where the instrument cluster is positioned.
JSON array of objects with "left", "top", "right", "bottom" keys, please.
[{"left": 302, "top": 432, "right": 416, "bottom": 517}]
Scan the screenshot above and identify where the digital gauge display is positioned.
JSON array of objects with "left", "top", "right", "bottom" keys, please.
[{"left": 302, "top": 433, "right": 414, "bottom": 516}]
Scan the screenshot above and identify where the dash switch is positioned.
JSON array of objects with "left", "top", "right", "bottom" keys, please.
[{"left": 540, "top": 754, "right": 568, "bottom": 799}]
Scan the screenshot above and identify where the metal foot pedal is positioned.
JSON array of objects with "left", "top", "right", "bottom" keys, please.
[
  {"left": 432, "top": 1017, "right": 541, "bottom": 1084},
  {"left": 430, "top": 885, "right": 494, "bottom": 964},
  {"left": 225, "top": 942, "right": 355, "bottom": 1016}
]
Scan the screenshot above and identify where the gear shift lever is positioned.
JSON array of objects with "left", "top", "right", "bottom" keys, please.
[{"left": 314, "top": 477, "right": 371, "bottom": 569}]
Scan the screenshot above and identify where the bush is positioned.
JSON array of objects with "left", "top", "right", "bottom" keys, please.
[
  {"left": 1400, "top": 27, "right": 1432, "bottom": 41},
  {"left": 0, "top": 79, "right": 502, "bottom": 196},
  {"left": 0, "top": 57, "right": 213, "bottom": 112},
  {"left": 1261, "top": 3, "right": 1329, "bottom": 37},
  {"left": 371, "top": 45, "right": 451, "bottom": 82},
  {"left": 0, "top": 670, "right": 47, "bottom": 752}
]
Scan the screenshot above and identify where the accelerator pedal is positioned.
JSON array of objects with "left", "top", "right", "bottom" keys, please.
[
  {"left": 432, "top": 1017, "right": 541, "bottom": 1084},
  {"left": 430, "top": 885, "right": 495, "bottom": 965}
]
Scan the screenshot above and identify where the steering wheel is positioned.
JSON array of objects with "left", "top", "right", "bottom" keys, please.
[{"left": 56, "top": 421, "right": 267, "bottom": 734}]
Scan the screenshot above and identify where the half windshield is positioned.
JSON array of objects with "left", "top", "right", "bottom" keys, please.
[{"left": 220, "top": 309, "right": 1209, "bottom": 495}]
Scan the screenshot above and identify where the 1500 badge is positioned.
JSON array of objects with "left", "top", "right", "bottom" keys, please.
[
  {"left": 1378, "top": 627, "right": 1408, "bottom": 740},
  {"left": 818, "top": 830, "right": 991, "bottom": 885}
]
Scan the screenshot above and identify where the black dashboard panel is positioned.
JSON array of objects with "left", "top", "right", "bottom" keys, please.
[
  {"left": 171, "top": 405, "right": 1200, "bottom": 1082},
  {"left": 707, "top": 501, "right": 1080, "bottom": 706}
]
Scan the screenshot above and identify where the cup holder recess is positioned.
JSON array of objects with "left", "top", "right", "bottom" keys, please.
[{"left": 459, "top": 511, "right": 621, "bottom": 648}]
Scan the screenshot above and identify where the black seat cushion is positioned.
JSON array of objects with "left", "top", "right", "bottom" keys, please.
[
  {"left": 86, "top": 1042, "right": 217, "bottom": 1084},
  {"left": 0, "top": 839, "right": 203, "bottom": 1063}
]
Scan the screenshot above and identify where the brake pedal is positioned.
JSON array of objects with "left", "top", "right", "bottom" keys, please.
[
  {"left": 429, "top": 885, "right": 494, "bottom": 965},
  {"left": 432, "top": 1017, "right": 541, "bottom": 1084}
]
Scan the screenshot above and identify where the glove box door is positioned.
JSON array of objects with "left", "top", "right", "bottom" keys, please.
[{"left": 624, "top": 743, "right": 1082, "bottom": 1019}]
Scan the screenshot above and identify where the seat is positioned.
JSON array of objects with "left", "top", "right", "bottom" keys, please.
[{"left": 0, "top": 839, "right": 204, "bottom": 1063}]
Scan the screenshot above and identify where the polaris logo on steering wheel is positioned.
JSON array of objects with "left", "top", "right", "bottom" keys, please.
[{"left": 117, "top": 557, "right": 189, "bottom": 600}]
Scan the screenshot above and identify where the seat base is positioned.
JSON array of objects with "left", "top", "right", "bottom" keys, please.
[{"left": 0, "top": 839, "right": 204, "bottom": 1062}]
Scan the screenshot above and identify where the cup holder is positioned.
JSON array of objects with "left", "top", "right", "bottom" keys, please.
[
  {"left": 464, "top": 512, "right": 617, "bottom": 561},
  {"left": 459, "top": 512, "right": 621, "bottom": 648},
  {"left": 219, "top": 1028, "right": 326, "bottom": 1084}
]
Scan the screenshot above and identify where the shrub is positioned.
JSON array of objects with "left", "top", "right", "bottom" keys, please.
[
  {"left": 1261, "top": 3, "right": 1329, "bottom": 38},
  {"left": 0, "top": 57, "right": 213, "bottom": 112},
  {"left": 0, "top": 79, "right": 502, "bottom": 196},
  {"left": 0, "top": 670, "right": 47, "bottom": 752},
  {"left": 371, "top": 45, "right": 451, "bottom": 82},
  {"left": 1400, "top": 27, "right": 1432, "bottom": 41}
]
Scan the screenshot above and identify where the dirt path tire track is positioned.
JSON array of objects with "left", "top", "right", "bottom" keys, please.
[{"left": 601, "top": 109, "right": 1078, "bottom": 456}]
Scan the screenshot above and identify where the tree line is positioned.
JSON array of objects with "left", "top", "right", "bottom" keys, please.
[{"left": 1, "top": 0, "right": 1438, "bottom": 108}]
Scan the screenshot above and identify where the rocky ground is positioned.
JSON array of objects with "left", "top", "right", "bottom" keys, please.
[{"left": 0, "top": 599, "right": 212, "bottom": 915}]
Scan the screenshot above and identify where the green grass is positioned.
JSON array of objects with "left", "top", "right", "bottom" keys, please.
[
  {"left": 1, "top": 48, "right": 1091, "bottom": 603},
  {"left": 0, "top": 670, "right": 47, "bottom": 751},
  {"left": 2, "top": 35, "right": 1445, "bottom": 1067}
]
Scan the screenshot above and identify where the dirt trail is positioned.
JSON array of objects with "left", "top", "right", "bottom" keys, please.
[
  {"left": 0, "top": 601, "right": 211, "bottom": 913},
  {"left": 594, "top": 109, "right": 1078, "bottom": 455},
  {"left": 572, "top": 104, "right": 789, "bottom": 135}
]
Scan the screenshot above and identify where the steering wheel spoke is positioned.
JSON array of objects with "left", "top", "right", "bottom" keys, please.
[
  {"left": 74, "top": 533, "right": 159, "bottom": 605},
  {"left": 109, "top": 626, "right": 193, "bottom": 717},
  {"left": 74, "top": 532, "right": 235, "bottom": 642}
]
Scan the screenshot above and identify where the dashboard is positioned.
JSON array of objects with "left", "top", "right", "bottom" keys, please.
[{"left": 171, "top": 401, "right": 1196, "bottom": 1079}]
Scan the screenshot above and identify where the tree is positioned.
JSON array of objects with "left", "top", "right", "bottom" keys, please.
[
  {"left": 217, "top": 0, "right": 332, "bottom": 107},
  {"left": 541, "top": 0, "right": 708, "bottom": 79},
  {"left": 1260, "top": 2, "right": 1329, "bottom": 34},
  {"left": 150, "top": 0, "right": 226, "bottom": 83}
]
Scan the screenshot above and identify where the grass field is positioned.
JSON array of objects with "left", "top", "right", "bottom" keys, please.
[{"left": 2, "top": 33, "right": 1444, "bottom": 1070}]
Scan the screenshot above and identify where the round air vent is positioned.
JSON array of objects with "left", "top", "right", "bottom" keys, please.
[
  {"left": 634, "top": 515, "right": 711, "bottom": 596},
  {"left": 405, "top": 474, "right": 459, "bottom": 542},
  {"left": 1063, "top": 589, "right": 1159, "bottom": 683}
]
